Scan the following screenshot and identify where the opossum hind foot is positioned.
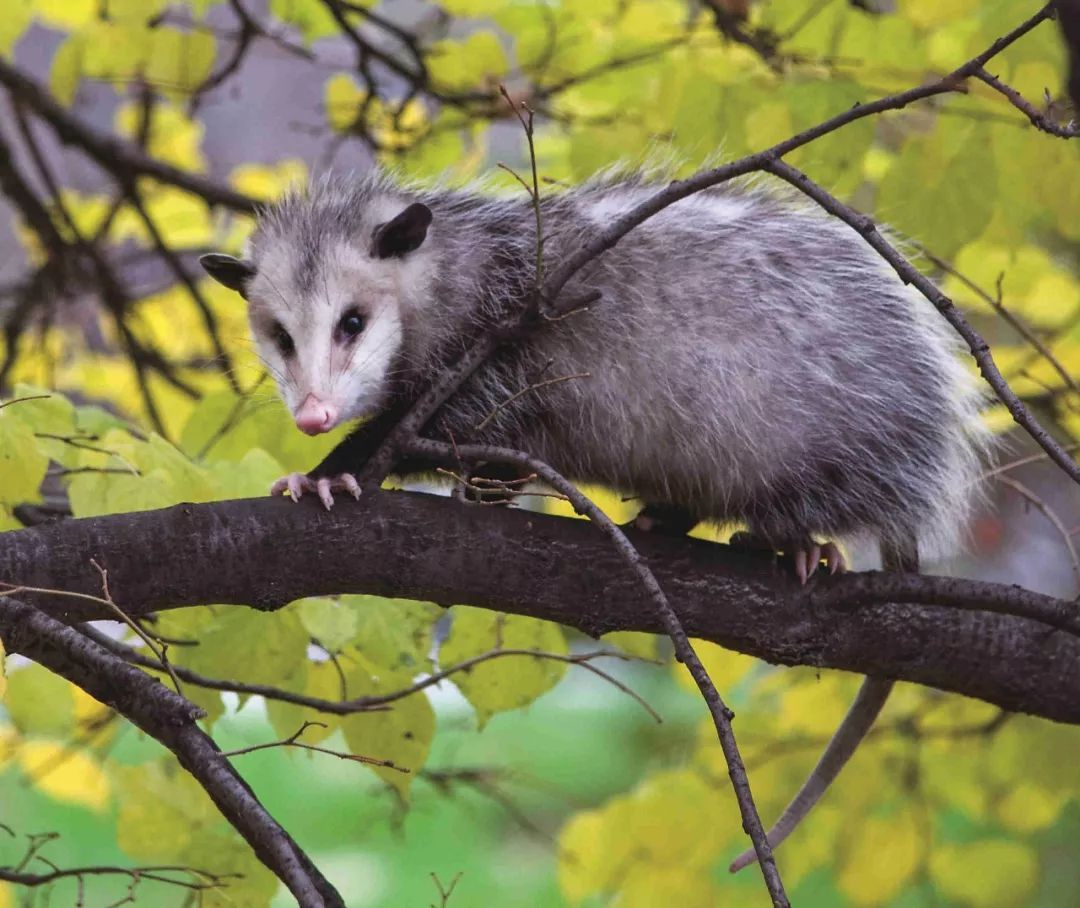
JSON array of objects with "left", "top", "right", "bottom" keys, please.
[
  {"left": 731, "top": 531, "right": 847, "bottom": 584},
  {"left": 271, "top": 471, "right": 362, "bottom": 509},
  {"left": 792, "top": 540, "right": 847, "bottom": 585}
]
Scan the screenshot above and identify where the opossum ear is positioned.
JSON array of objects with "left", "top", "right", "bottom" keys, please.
[
  {"left": 372, "top": 203, "right": 432, "bottom": 259},
  {"left": 199, "top": 254, "right": 256, "bottom": 297}
]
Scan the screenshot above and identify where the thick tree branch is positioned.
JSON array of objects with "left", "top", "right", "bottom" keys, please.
[
  {"left": 1, "top": 491, "right": 1078, "bottom": 725},
  {"left": 0, "top": 599, "right": 344, "bottom": 908}
]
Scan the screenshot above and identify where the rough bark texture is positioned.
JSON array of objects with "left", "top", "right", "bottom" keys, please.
[{"left": 1, "top": 488, "right": 1077, "bottom": 724}]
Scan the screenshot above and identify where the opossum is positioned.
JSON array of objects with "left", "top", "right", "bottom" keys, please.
[{"left": 200, "top": 168, "right": 987, "bottom": 868}]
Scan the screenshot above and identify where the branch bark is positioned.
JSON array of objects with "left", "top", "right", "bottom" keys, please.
[
  {"left": 0, "top": 599, "right": 344, "bottom": 907},
  {"left": 2, "top": 490, "right": 1078, "bottom": 725}
]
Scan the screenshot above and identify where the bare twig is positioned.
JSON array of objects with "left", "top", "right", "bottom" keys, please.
[
  {"left": 474, "top": 372, "right": 590, "bottom": 431},
  {"left": 220, "top": 720, "right": 407, "bottom": 772},
  {"left": 406, "top": 437, "right": 790, "bottom": 906},
  {"left": 994, "top": 473, "right": 1080, "bottom": 583},
  {"left": 973, "top": 64, "right": 1079, "bottom": 137}
]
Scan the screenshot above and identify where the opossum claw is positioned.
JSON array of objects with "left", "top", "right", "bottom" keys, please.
[
  {"left": 316, "top": 477, "right": 334, "bottom": 510},
  {"left": 271, "top": 472, "right": 362, "bottom": 509},
  {"left": 792, "top": 541, "right": 835, "bottom": 584},
  {"left": 793, "top": 548, "right": 809, "bottom": 585},
  {"left": 342, "top": 473, "right": 362, "bottom": 500},
  {"left": 270, "top": 471, "right": 314, "bottom": 502}
]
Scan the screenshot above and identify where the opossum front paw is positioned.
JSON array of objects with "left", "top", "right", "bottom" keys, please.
[
  {"left": 270, "top": 472, "right": 362, "bottom": 510},
  {"left": 792, "top": 541, "right": 847, "bottom": 585}
]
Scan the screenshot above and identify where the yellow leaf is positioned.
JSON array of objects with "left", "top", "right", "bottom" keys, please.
[
  {"left": 898, "top": 0, "right": 978, "bottom": 29},
  {"left": 996, "top": 781, "right": 1067, "bottom": 833},
  {"left": 558, "top": 768, "right": 735, "bottom": 904},
  {"left": 325, "top": 72, "right": 366, "bottom": 132},
  {"left": 837, "top": 808, "right": 920, "bottom": 905},
  {"left": 81, "top": 22, "right": 151, "bottom": 85},
  {"left": 542, "top": 482, "right": 639, "bottom": 524},
  {"left": 115, "top": 761, "right": 216, "bottom": 859},
  {"left": 35, "top": 0, "right": 96, "bottom": 28},
  {"left": 229, "top": 159, "right": 308, "bottom": 201},
  {"left": 0, "top": 882, "right": 12, "bottom": 908},
  {"left": 0, "top": 0, "right": 32, "bottom": 57},
  {"left": 601, "top": 631, "right": 658, "bottom": 661},
  {"left": 930, "top": 840, "right": 1038, "bottom": 907},
  {"left": 18, "top": 742, "right": 111, "bottom": 811},
  {"left": 673, "top": 640, "right": 756, "bottom": 696},
  {"left": 0, "top": 639, "right": 5, "bottom": 700},
  {"left": 116, "top": 102, "right": 207, "bottom": 172},
  {"left": 104, "top": 0, "right": 167, "bottom": 23}
]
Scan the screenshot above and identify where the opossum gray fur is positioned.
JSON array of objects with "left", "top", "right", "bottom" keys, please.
[{"left": 200, "top": 166, "right": 988, "bottom": 866}]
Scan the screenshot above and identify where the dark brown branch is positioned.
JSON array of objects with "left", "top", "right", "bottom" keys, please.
[
  {"left": 1, "top": 489, "right": 1078, "bottom": 712},
  {"left": 973, "top": 64, "right": 1079, "bottom": 136},
  {"left": 0, "top": 599, "right": 344, "bottom": 908},
  {"left": 0, "top": 59, "right": 257, "bottom": 213}
]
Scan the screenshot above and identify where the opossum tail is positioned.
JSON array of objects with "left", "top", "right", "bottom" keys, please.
[{"left": 728, "top": 539, "right": 917, "bottom": 874}]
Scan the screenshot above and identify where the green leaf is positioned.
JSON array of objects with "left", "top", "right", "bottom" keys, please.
[
  {"left": 440, "top": 606, "right": 568, "bottom": 728},
  {"left": 340, "top": 653, "right": 435, "bottom": 798},
  {"left": 298, "top": 597, "right": 361, "bottom": 653},
  {"left": 929, "top": 840, "right": 1038, "bottom": 907},
  {"left": 341, "top": 595, "right": 442, "bottom": 674},
  {"left": 180, "top": 387, "right": 345, "bottom": 473},
  {"left": 0, "top": 406, "right": 48, "bottom": 507},
  {"left": 113, "top": 758, "right": 276, "bottom": 907},
  {"left": 4, "top": 664, "right": 75, "bottom": 736},
  {"left": 266, "top": 660, "right": 341, "bottom": 745},
  {"left": 429, "top": 31, "right": 508, "bottom": 91},
  {"left": 876, "top": 119, "right": 997, "bottom": 258},
  {"left": 181, "top": 606, "right": 310, "bottom": 693},
  {"left": 144, "top": 27, "right": 216, "bottom": 98}
]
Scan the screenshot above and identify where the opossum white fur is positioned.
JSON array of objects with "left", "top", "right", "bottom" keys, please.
[{"left": 200, "top": 166, "right": 989, "bottom": 864}]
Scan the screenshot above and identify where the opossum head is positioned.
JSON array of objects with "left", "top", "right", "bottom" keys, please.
[{"left": 200, "top": 200, "right": 432, "bottom": 435}]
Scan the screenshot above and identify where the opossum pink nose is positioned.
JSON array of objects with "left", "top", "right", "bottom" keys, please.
[{"left": 295, "top": 395, "right": 339, "bottom": 435}]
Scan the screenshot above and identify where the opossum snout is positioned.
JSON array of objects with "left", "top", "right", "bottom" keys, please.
[{"left": 295, "top": 394, "right": 339, "bottom": 435}]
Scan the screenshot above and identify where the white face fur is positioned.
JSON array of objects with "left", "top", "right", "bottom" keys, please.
[
  {"left": 201, "top": 200, "right": 434, "bottom": 435},
  {"left": 245, "top": 238, "right": 405, "bottom": 433}
]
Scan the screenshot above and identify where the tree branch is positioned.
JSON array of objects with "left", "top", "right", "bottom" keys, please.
[
  {"left": 0, "top": 59, "right": 257, "bottom": 213},
  {"left": 0, "top": 599, "right": 345, "bottom": 908},
  {"left": 1, "top": 491, "right": 1079, "bottom": 725}
]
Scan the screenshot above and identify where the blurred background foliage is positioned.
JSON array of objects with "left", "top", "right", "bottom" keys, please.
[{"left": 0, "top": 0, "right": 1079, "bottom": 905}]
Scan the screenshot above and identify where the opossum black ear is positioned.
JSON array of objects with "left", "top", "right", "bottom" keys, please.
[
  {"left": 372, "top": 203, "right": 432, "bottom": 259},
  {"left": 199, "top": 254, "right": 256, "bottom": 298}
]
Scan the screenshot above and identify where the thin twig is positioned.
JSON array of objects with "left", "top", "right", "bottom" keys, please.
[
  {"left": 407, "top": 437, "right": 790, "bottom": 906},
  {"left": 220, "top": 720, "right": 408, "bottom": 772},
  {"left": 475, "top": 372, "right": 590, "bottom": 431}
]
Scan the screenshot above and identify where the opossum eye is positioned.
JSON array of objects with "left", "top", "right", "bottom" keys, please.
[
  {"left": 337, "top": 308, "right": 366, "bottom": 341},
  {"left": 271, "top": 321, "right": 295, "bottom": 358}
]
